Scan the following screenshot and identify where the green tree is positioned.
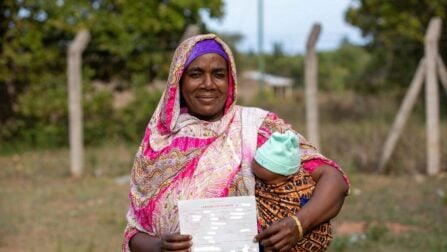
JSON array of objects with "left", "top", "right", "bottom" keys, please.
[
  {"left": 0, "top": 0, "right": 223, "bottom": 150},
  {"left": 346, "top": 0, "right": 447, "bottom": 92},
  {"left": 319, "top": 39, "right": 372, "bottom": 91}
]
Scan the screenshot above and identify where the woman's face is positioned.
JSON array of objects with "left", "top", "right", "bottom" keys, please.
[{"left": 181, "top": 53, "right": 229, "bottom": 121}]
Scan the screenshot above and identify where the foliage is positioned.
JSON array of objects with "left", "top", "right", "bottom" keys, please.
[
  {"left": 265, "top": 54, "right": 304, "bottom": 87},
  {"left": 346, "top": 0, "right": 447, "bottom": 92},
  {"left": 236, "top": 45, "right": 304, "bottom": 87},
  {"left": 237, "top": 40, "right": 371, "bottom": 91},
  {"left": 319, "top": 40, "right": 372, "bottom": 91},
  {"left": 0, "top": 84, "right": 162, "bottom": 152},
  {"left": 0, "top": 0, "right": 223, "bottom": 150},
  {"left": 115, "top": 88, "right": 162, "bottom": 143}
]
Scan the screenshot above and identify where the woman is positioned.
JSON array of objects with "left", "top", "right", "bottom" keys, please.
[{"left": 123, "top": 34, "right": 349, "bottom": 252}]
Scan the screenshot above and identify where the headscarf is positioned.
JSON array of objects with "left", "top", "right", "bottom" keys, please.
[
  {"left": 156, "top": 34, "right": 236, "bottom": 135},
  {"left": 184, "top": 39, "right": 229, "bottom": 69}
]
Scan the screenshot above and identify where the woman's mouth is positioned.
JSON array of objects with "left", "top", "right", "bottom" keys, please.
[{"left": 196, "top": 96, "right": 217, "bottom": 102}]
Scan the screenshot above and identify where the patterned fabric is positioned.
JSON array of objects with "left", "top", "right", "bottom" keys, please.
[
  {"left": 122, "top": 34, "right": 349, "bottom": 251},
  {"left": 256, "top": 170, "right": 332, "bottom": 252}
]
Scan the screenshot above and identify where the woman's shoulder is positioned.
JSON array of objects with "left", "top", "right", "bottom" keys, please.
[
  {"left": 258, "top": 111, "right": 292, "bottom": 134},
  {"left": 237, "top": 105, "right": 271, "bottom": 129},
  {"left": 237, "top": 105, "right": 284, "bottom": 126},
  {"left": 237, "top": 105, "right": 270, "bottom": 116}
]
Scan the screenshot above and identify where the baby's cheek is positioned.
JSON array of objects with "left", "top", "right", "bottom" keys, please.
[
  {"left": 251, "top": 162, "right": 273, "bottom": 182},
  {"left": 250, "top": 162, "right": 260, "bottom": 177}
]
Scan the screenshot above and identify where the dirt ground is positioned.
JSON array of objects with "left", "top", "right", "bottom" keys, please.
[{"left": 1, "top": 145, "right": 446, "bottom": 251}]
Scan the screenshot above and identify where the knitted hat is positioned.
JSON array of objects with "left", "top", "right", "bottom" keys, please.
[
  {"left": 184, "top": 39, "right": 229, "bottom": 69},
  {"left": 254, "top": 131, "right": 300, "bottom": 176}
]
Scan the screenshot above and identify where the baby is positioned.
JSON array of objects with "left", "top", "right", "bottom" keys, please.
[
  {"left": 252, "top": 130, "right": 301, "bottom": 185},
  {"left": 252, "top": 130, "right": 332, "bottom": 251}
]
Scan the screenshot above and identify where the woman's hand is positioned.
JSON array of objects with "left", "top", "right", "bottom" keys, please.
[
  {"left": 129, "top": 232, "right": 192, "bottom": 252},
  {"left": 254, "top": 216, "right": 300, "bottom": 252},
  {"left": 159, "top": 233, "right": 193, "bottom": 251}
]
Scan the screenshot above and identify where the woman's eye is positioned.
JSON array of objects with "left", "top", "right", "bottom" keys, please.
[
  {"left": 189, "top": 72, "right": 201, "bottom": 78},
  {"left": 214, "top": 72, "right": 226, "bottom": 79}
]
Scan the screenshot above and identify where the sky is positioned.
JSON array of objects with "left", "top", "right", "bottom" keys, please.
[{"left": 201, "top": 0, "right": 366, "bottom": 54}]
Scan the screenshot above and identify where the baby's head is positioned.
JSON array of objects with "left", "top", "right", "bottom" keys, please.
[{"left": 252, "top": 131, "right": 300, "bottom": 184}]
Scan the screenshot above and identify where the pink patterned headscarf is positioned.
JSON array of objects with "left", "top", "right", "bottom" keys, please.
[
  {"left": 125, "top": 34, "right": 248, "bottom": 241},
  {"left": 157, "top": 34, "right": 237, "bottom": 135}
]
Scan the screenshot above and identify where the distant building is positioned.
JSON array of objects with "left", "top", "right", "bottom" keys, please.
[{"left": 242, "top": 71, "right": 293, "bottom": 98}]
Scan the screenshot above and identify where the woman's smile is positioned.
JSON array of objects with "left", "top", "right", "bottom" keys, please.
[{"left": 196, "top": 94, "right": 219, "bottom": 102}]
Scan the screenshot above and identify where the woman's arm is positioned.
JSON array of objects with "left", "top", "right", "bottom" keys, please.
[
  {"left": 297, "top": 164, "right": 349, "bottom": 231},
  {"left": 255, "top": 165, "right": 348, "bottom": 251},
  {"left": 129, "top": 232, "right": 192, "bottom": 252}
]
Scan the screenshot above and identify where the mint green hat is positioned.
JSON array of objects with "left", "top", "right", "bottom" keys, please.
[{"left": 254, "top": 131, "right": 300, "bottom": 176}]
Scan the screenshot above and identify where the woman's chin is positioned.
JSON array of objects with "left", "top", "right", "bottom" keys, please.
[
  {"left": 190, "top": 112, "right": 219, "bottom": 121},
  {"left": 190, "top": 108, "right": 224, "bottom": 121}
]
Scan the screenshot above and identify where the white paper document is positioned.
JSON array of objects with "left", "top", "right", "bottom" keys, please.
[{"left": 178, "top": 196, "right": 259, "bottom": 252}]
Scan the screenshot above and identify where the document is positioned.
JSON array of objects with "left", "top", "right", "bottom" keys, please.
[{"left": 178, "top": 196, "right": 259, "bottom": 252}]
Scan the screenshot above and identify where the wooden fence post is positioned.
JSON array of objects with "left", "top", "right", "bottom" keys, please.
[
  {"left": 377, "top": 59, "right": 425, "bottom": 172},
  {"left": 377, "top": 17, "right": 444, "bottom": 174},
  {"left": 437, "top": 55, "right": 447, "bottom": 93},
  {"left": 180, "top": 24, "right": 200, "bottom": 42},
  {"left": 67, "top": 30, "right": 90, "bottom": 178},
  {"left": 424, "top": 17, "right": 442, "bottom": 175},
  {"left": 304, "top": 23, "right": 321, "bottom": 149}
]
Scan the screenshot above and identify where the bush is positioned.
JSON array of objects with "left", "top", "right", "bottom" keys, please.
[
  {"left": 115, "top": 87, "right": 162, "bottom": 143},
  {"left": 83, "top": 87, "right": 116, "bottom": 145},
  {"left": 0, "top": 79, "right": 162, "bottom": 152},
  {"left": 1, "top": 78, "right": 69, "bottom": 151}
]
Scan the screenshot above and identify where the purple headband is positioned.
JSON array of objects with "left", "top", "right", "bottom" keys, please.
[{"left": 184, "top": 39, "right": 229, "bottom": 68}]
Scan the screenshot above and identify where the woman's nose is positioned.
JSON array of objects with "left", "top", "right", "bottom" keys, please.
[{"left": 203, "top": 73, "right": 214, "bottom": 88}]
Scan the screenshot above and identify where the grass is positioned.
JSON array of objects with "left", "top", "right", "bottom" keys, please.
[
  {"left": 329, "top": 173, "right": 447, "bottom": 251},
  {"left": 1, "top": 90, "right": 447, "bottom": 251},
  {"left": 0, "top": 145, "right": 134, "bottom": 252}
]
